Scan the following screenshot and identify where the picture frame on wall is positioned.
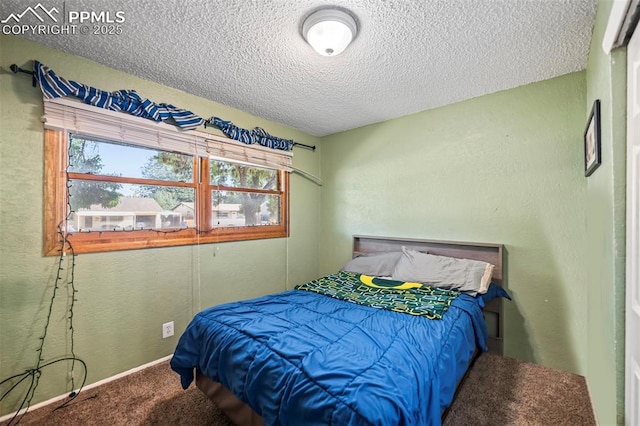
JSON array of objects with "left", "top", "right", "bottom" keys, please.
[{"left": 584, "top": 99, "right": 601, "bottom": 177}]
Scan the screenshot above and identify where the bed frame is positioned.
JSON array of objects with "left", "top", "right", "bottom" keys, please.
[
  {"left": 195, "top": 235, "right": 505, "bottom": 425},
  {"left": 352, "top": 235, "right": 505, "bottom": 353}
]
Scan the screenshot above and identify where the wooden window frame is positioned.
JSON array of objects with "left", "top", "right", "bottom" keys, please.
[{"left": 44, "top": 129, "right": 289, "bottom": 255}]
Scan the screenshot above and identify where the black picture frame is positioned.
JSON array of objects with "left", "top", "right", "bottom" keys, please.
[{"left": 584, "top": 99, "right": 601, "bottom": 177}]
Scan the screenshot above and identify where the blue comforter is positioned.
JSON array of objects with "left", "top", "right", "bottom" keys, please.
[{"left": 170, "top": 286, "right": 487, "bottom": 425}]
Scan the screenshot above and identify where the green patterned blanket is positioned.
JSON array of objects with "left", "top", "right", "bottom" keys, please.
[{"left": 295, "top": 271, "right": 459, "bottom": 319}]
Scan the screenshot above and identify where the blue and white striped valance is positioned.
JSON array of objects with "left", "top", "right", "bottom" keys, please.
[
  {"left": 34, "top": 61, "right": 204, "bottom": 130},
  {"left": 206, "top": 117, "right": 294, "bottom": 151},
  {"left": 34, "top": 60, "right": 297, "bottom": 153}
]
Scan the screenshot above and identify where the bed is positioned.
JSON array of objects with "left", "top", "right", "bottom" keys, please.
[{"left": 170, "top": 236, "right": 506, "bottom": 425}]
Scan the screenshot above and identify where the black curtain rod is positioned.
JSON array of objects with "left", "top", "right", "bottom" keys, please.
[
  {"left": 293, "top": 142, "right": 316, "bottom": 151},
  {"left": 10, "top": 63, "right": 36, "bottom": 87}
]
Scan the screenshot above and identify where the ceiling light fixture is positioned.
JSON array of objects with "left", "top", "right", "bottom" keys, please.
[{"left": 302, "top": 8, "right": 358, "bottom": 56}]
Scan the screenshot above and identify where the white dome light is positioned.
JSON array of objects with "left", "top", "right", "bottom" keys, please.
[{"left": 302, "top": 8, "right": 358, "bottom": 56}]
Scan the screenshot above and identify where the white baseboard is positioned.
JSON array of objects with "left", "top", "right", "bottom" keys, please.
[{"left": 0, "top": 354, "right": 173, "bottom": 423}]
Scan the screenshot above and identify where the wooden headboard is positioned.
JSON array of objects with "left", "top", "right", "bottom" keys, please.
[{"left": 352, "top": 235, "right": 505, "bottom": 354}]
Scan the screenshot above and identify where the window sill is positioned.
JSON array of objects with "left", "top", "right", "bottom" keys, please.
[{"left": 44, "top": 226, "right": 289, "bottom": 255}]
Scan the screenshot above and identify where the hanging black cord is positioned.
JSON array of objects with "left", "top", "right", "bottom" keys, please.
[
  {"left": 0, "top": 357, "right": 88, "bottom": 423},
  {"left": 0, "top": 229, "right": 87, "bottom": 425},
  {"left": 0, "top": 167, "right": 87, "bottom": 425}
]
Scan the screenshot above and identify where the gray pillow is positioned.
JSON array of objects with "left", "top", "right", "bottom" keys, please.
[
  {"left": 340, "top": 251, "right": 402, "bottom": 276},
  {"left": 391, "top": 247, "right": 494, "bottom": 296}
]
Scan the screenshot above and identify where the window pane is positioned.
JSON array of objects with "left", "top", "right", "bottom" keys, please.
[
  {"left": 210, "top": 160, "right": 277, "bottom": 190},
  {"left": 68, "top": 180, "right": 194, "bottom": 232},
  {"left": 211, "top": 190, "right": 280, "bottom": 227},
  {"left": 68, "top": 135, "right": 193, "bottom": 182}
]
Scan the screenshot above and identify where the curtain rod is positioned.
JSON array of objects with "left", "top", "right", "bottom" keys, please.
[
  {"left": 10, "top": 63, "right": 36, "bottom": 87},
  {"left": 293, "top": 142, "right": 316, "bottom": 151},
  {"left": 11, "top": 63, "right": 316, "bottom": 151}
]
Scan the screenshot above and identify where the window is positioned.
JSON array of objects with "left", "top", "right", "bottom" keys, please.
[
  {"left": 44, "top": 129, "right": 289, "bottom": 255},
  {"left": 66, "top": 135, "right": 195, "bottom": 232},
  {"left": 210, "top": 160, "right": 282, "bottom": 228}
]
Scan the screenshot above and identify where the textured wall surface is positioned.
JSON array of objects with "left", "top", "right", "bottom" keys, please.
[
  {"left": 0, "top": 14, "right": 628, "bottom": 422},
  {"left": 584, "top": 1, "right": 628, "bottom": 424},
  {"left": 0, "top": 35, "right": 321, "bottom": 416},
  {"left": 319, "top": 73, "right": 589, "bottom": 376}
]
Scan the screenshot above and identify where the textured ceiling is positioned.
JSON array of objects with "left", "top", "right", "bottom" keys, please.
[{"left": 2, "top": 0, "right": 597, "bottom": 136}]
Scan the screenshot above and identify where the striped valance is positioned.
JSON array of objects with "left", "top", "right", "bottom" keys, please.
[
  {"left": 35, "top": 60, "right": 296, "bottom": 152},
  {"left": 35, "top": 61, "right": 204, "bottom": 130}
]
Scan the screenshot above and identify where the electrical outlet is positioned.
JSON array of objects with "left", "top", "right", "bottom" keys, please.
[{"left": 162, "top": 321, "right": 174, "bottom": 339}]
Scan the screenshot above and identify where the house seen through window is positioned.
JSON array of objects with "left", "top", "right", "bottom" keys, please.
[{"left": 66, "top": 136, "right": 195, "bottom": 232}]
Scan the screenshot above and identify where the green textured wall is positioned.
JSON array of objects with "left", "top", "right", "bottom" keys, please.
[
  {"left": 0, "top": 35, "right": 321, "bottom": 416},
  {"left": 319, "top": 73, "right": 589, "bottom": 375},
  {"left": 584, "top": 1, "right": 627, "bottom": 424},
  {"left": 1, "top": 11, "right": 628, "bottom": 423}
]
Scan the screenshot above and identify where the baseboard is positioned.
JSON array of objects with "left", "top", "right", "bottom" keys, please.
[{"left": 0, "top": 354, "right": 173, "bottom": 423}]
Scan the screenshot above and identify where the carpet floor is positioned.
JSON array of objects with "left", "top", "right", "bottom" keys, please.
[{"left": 1, "top": 353, "right": 596, "bottom": 425}]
